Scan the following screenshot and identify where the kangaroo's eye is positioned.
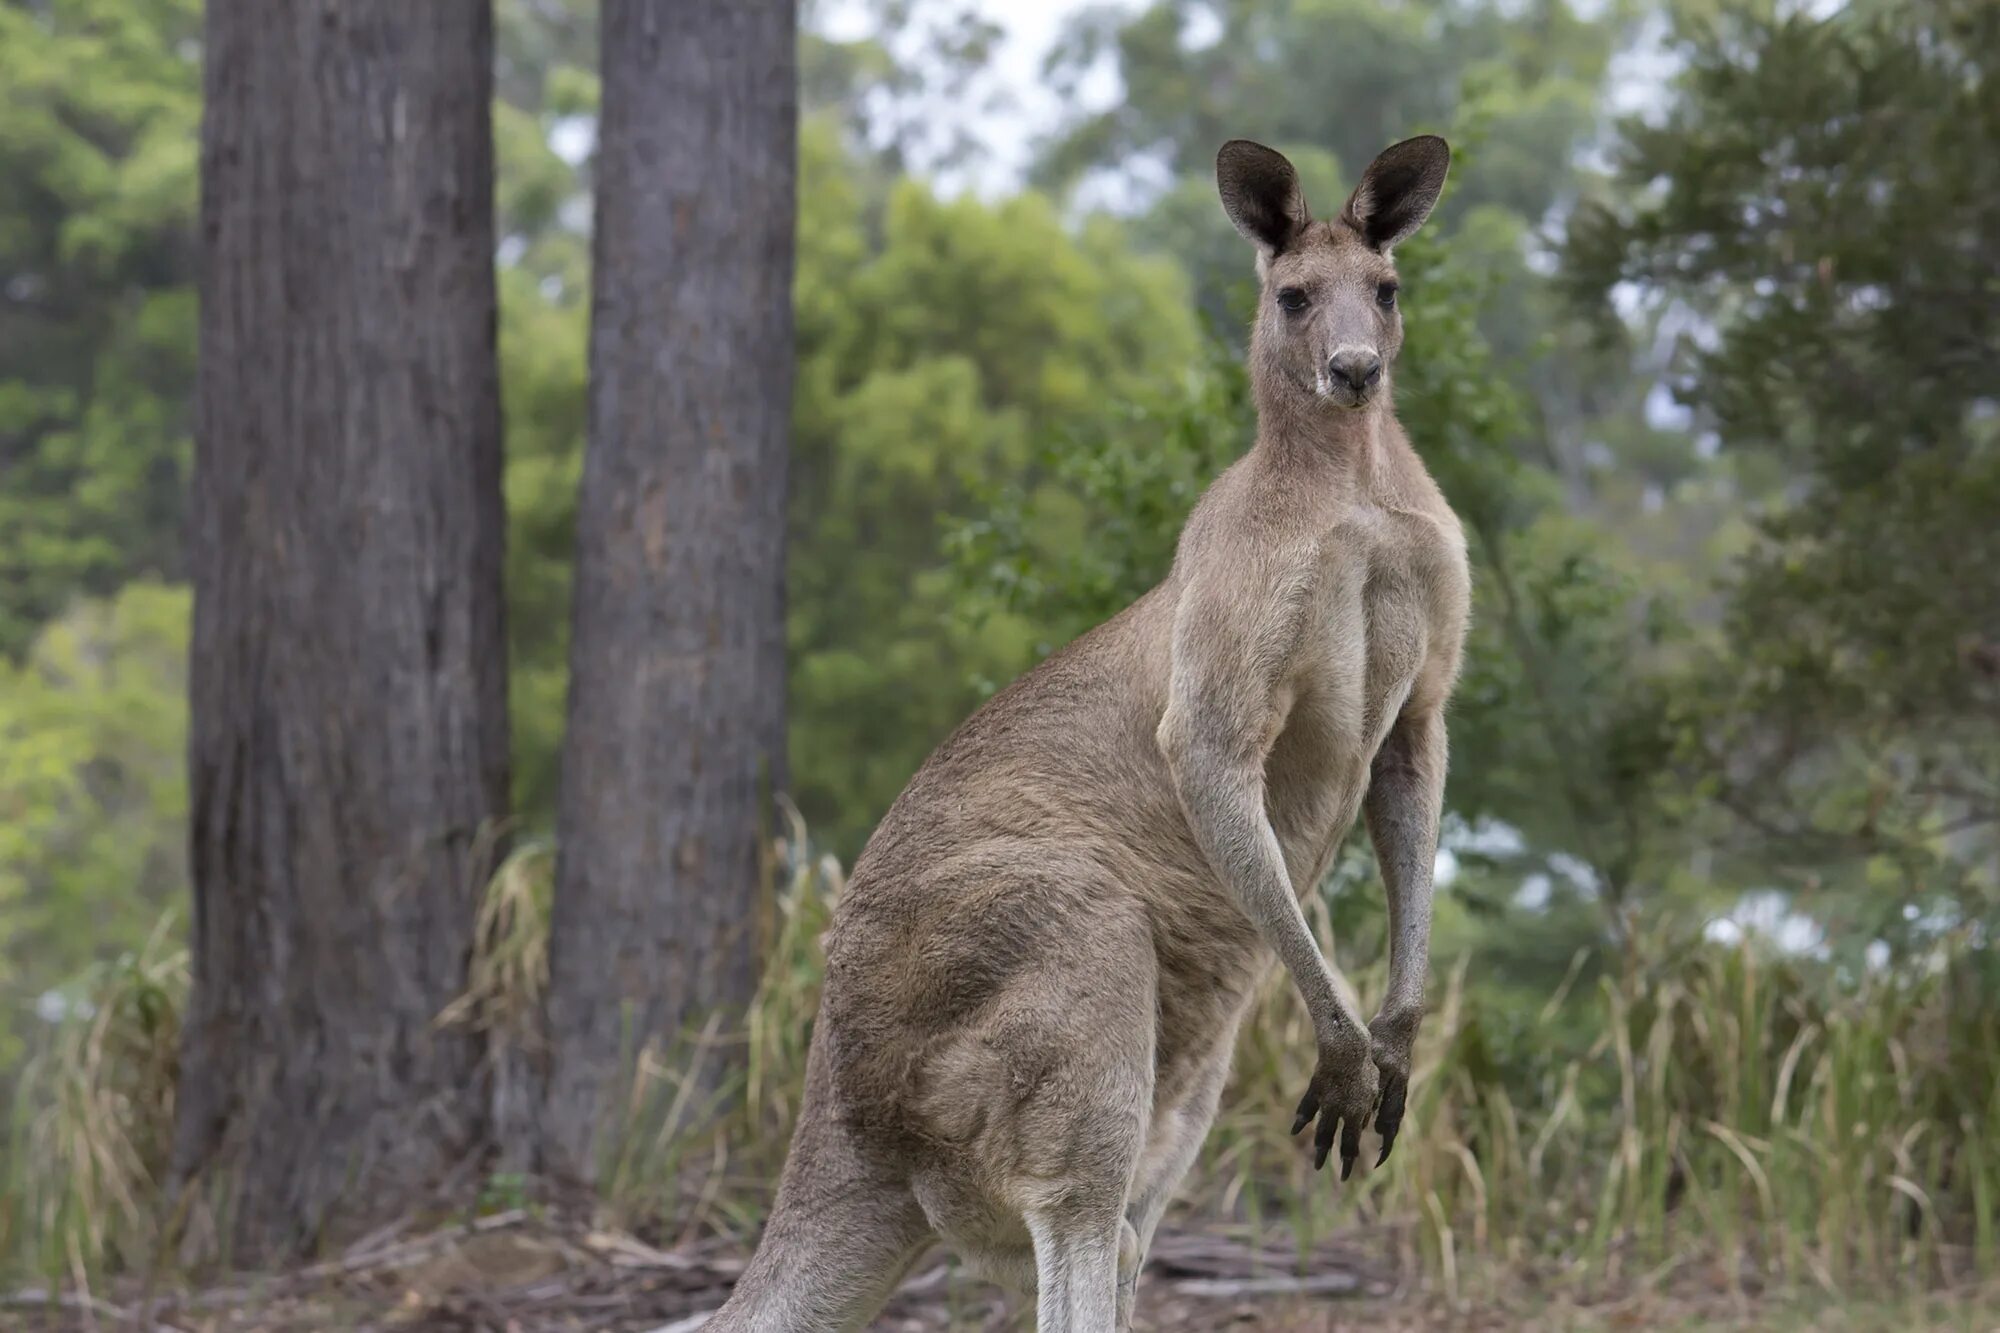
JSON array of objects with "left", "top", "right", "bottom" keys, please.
[
  {"left": 1277, "top": 287, "right": 1309, "bottom": 313},
  {"left": 1376, "top": 281, "right": 1399, "bottom": 309}
]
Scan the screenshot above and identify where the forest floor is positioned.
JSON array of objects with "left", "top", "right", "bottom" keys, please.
[{"left": 7, "top": 1214, "right": 1997, "bottom": 1332}]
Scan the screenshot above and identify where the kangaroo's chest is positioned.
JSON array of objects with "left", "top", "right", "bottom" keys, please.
[{"left": 1264, "top": 506, "right": 1465, "bottom": 882}]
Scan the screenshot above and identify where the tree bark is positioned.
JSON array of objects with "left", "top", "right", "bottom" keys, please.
[
  {"left": 541, "top": 0, "right": 797, "bottom": 1179},
  {"left": 175, "top": 0, "right": 509, "bottom": 1261}
]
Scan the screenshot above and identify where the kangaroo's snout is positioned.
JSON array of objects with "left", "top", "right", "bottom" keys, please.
[{"left": 1320, "top": 346, "right": 1384, "bottom": 406}]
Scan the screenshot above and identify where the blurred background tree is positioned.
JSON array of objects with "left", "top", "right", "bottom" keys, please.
[{"left": 1567, "top": 0, "right": 2000, "bottom": 961}]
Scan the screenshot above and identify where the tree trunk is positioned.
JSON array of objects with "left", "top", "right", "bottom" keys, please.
[
  {"left": 540, "top": 0, "right": 797, "bottom": 1179},
  {"left": 175, "top": 0, "right": 509, "bottom": 1261}
]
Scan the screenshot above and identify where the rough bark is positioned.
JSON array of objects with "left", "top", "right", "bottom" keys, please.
[
  {"left": 541, "top": 0, "right": 798, "bottom": 1179},
  {"left": 175, "top": 0, "right": 509, "bottom": 1261}
]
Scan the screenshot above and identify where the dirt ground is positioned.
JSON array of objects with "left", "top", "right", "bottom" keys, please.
[{"left": 7, "top": 1216, "right": 1997, "bottom": 1332}]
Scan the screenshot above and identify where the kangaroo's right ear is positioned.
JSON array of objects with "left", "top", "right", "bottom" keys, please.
[{"left": 1216, "top": 140, "right": 1310, "bottom": 256}]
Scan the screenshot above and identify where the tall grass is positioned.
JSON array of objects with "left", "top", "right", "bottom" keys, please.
[
  {"left": 1199, "top": 919, "right": 1999, "bottom": 1301},
  {"left": 6, "top": 818, "right": 1996, "bottom": 1309}
]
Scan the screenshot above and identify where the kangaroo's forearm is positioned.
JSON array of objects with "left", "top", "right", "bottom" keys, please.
[
  {"left": 1164, "top": 740, "right": 1359, "bottom": 1036},
  {"left": 1364, "top": 711, "right": 1446, "bottom": 1021}
]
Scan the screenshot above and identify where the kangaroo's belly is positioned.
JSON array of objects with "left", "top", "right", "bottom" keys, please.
[
  {"left": 1263, "top": 691, "right": 1401, "bottom": 896},
  {"left": 1267, "top": 534, "right": 1435, "bottom": 890}
]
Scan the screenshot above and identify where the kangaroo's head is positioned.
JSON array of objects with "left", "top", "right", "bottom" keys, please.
[{"left": 1216, "top": 135, "right": 1450, "bottom": 413}]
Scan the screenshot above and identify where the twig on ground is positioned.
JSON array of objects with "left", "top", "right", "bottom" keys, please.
[
  {"left": 292, "top": 1206, "right": 532, "bottom": 1281},
  {"left": 1170, "top": 1273, "right": 1363, "bottom": 1299},
  {"left": 1, "top": 1288, "right": 183, "bottom": 1333},
  {"left": 640, "top": 1312, "right": 716, "bottom": 1333}
]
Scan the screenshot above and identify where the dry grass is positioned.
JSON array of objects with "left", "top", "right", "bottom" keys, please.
[
  {"left": 2, "top": 916, "right": 184, "bottom": 1292},
  {"left": 1180, "top": 915, "right": 2000, "bottom": 1304},
  {"left": 437, "top": 835, "right": 555, "bottom": 1054}
]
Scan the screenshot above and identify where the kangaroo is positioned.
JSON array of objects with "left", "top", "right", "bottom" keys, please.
[{"left": 708, "top": 135, "right": 1469, "bottom": 1332}]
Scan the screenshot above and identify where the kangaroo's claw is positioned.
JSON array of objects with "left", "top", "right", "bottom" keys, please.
[
  {"left": 1295, "top": 1027, "right": 1379, "bottom": 1180},
  {"left": 1374, "top": 1071, "right": 1408, "bottom": 1166}
]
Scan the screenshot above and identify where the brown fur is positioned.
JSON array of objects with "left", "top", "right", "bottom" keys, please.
[{"left": 707, "top": 135, "right": 1470, "bottom": 1332}]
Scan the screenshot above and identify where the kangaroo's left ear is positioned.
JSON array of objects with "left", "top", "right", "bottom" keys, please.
[{"left": 1340, "top": 135, "right": 1450, "bottom": 252}]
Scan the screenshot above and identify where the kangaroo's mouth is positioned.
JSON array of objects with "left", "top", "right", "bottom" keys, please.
[{"left": 1312, "top": 367, "right": 1373, "bottom": 410}]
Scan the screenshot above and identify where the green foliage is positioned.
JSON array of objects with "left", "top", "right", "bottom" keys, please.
[
  {"left": 1039, "top": 0, "right": 1618, "bottom": 197},
  {"left": 791, "top": 158, "right": 1200, "bottom": 849},
  {"left": 1401, "top": 929, "right": 2000, "bottom": 1294},
  {"left": 786, "top": 128, "right": 1202, "bottom": 850},
  {"left": 497, "top": 259, "right": 590, "bottom": 820},
  {"left": 0, "top": 0, "right": 202, "bottom": 655},
  {"left": 0, "top": 584, "right": 189, "bottom": 1067},
  {"left": 946, "top": 336, "right": 1251, "bottom": 657}
]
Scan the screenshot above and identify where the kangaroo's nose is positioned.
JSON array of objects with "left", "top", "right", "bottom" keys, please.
[{"left": 1328, "top": 350, "right": 1383, "bottom": 392}]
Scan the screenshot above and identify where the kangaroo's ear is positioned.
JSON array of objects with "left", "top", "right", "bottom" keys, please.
[
  {"left": 1341, "top": 135, "right": 1450, "bottom": 252},
  {"left": 1216, "top": 139, "right": 1310, "bottom": 256}
]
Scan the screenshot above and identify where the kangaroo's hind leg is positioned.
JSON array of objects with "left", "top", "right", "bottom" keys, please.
[
  {"left": 1005, "top": 908, "right": 1158, "bottom": 1332},
  {"left": 1026, "top": 1200, "right": 1131, "bottom": 1333},
  {"left": 1117, "top": 1034, "right": 1235, "bottom": 1327},
  {"left": 905, "top": 875, "right": 1159, "bottom": 1331},
  {"left": 706, "top": 1037, "right": 933, "bottom": 1332}
]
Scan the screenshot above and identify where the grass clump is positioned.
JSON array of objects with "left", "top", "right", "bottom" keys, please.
[{"left": 3, "top": 918, "right": 185, "bottom": 1290}]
